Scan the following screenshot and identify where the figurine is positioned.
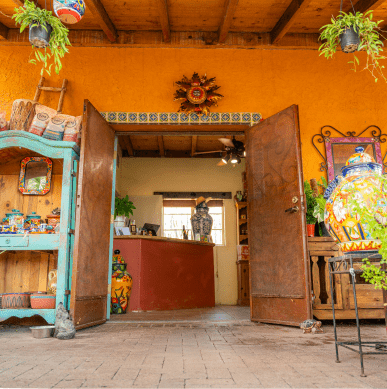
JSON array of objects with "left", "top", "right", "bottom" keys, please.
[{"left": 300, "top": 319, "right": 323, "bottom": 334}]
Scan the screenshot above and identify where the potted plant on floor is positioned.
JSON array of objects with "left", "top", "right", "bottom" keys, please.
[
  {"left": 311, "top": 177, "right": 330, "bottom": 236},
  {"left": 114, "top": 195, "right": 136, "bottom": 228},
  {"left": 304, "top": 180, "right": 317, "bottom": 237},
  {"left": 13, "top": 0, "right": 70, "bottom": 76},
  {"left": 319, "top": 10, "right": 386, "bottom": 82}
]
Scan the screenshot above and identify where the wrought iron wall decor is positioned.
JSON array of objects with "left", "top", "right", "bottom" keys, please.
[{"left": 312, "top": 125, "right": 387, "bottom": 181}]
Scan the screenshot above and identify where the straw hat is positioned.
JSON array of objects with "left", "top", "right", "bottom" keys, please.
[{"left": 196, "top": 196, "right": 211, "bottom": 206}]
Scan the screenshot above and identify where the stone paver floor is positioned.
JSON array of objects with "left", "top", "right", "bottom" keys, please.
[{"left": 0, "top": 307, "right": 387, "bottom": 388}]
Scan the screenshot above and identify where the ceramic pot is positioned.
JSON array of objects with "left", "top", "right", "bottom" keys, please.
[
  {"left": 324, "top": 146, "right": 387, "bottom": 253},
  {"left": 340, "top": 26, "right": 360, "bottom": 53},
  {"left": 47, "top": 215, "right": 60, "bottom": 228},
  {"left": 191, "top": 202, "right": 213, "bottom": 236},
  {"left": 47, "top": 270, "right": 57, "bottom": 294},
  {"left": 111, "top": 250, "right": 133, "bottom": 314},
  {"left": 306, "top": 224, "right": 315, "bottom": 237},
  {"left": 2, "top": 293, "right": 30, "bottom": 308},
  {"left": 29, "top": 22, "right": 52, "bottom": 48},
  {"left": 30, "top": 294, "right": 56, "bottom": 309},
  {"left": 53, "top": 0, "right": 86, "bottom": 24}
]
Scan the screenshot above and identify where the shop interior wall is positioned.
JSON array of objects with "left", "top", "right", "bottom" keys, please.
[
  {"left": 116, "top": 157, "right": 245, "bottom": 305},
  {"left": 1, "top": 47, "right": 387, "bottom": 182}
]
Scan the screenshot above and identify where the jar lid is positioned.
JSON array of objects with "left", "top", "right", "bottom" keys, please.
[
  {"left": 345, "top": 146, "right": 375, "bottom": 166},
  {"left": 9, "top": 209, "right": 23, "bottom": 215},
  {"left": 27, "top": 212, "right": 41, "bottom": 218}
]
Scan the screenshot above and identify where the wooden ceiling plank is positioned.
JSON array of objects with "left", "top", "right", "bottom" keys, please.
[
  {"left": 353, "top": 0, "right": 385, "bottom": 13},
  {"left": 84, "top": 0, "right": 117, "bottom": 42},
  {"left": 158, "top": 135, "right": 165, "bottom": 157},
  {"left": 122, "top": 136, "right": 134, "bottom": 156},
  {"left": 0, "top": 21, "right": 9, "bottom": 40},
  {"left": 270, "top": 0, "right": 313, "bottom": 44},
  {"left": 218, "top": 0, "right": 239, "bottom": 44},
  {"left": 2, "top": 29, "right": 320, "bottom": 49},
  {"left": 191, "top": 136, "right": 198, "bottom": 157},
  {"left": 155, "top": 0, "right": 170, "bottom": 43}
]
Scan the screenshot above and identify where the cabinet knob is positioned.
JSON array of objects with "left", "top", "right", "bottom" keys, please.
[{"left": 5, "top": 238, "right": 10, "bottom": 244}]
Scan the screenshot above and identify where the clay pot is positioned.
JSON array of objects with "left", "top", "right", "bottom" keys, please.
[
  {"left": 2, "top": 293, "right": 30, "bottom": 308},
  {"left": 30, "top": 294, "right": 56, "bottom": 309},
  {"left": 306, "top": 224, "right": 315, "bottom": 237}
]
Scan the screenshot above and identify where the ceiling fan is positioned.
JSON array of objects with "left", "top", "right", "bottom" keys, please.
[{"left": 194, "top": 137, "right": 246, "bottom": 166}]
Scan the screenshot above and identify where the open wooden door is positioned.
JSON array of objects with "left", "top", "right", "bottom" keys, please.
[
  {"left": 246, "top": 104, "right": 312, "bottom": 326},
  {"left": 70, "top": 100, "right": 115, "bottom": 329}
]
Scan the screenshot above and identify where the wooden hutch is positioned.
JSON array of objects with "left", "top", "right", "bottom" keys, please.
[{"left": 0, "top": 101, "right": 117, "bottom": 329}]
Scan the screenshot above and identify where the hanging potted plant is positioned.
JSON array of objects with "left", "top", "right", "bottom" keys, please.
[
  {"left": 319, "top": 10, "right": 386, "bottom": 82},
  {"left": 114, "top": 196, "right": 136, "bottom": 227},
  {"left": 13, "top": 0, "right": 70, "bottom": 76},
  {"left": 304, "top": 180, "right": 317, "bottom": 237}
]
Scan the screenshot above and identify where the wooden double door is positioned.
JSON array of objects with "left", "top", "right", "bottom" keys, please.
[{"left": 70, "top": 103, "right": 312, "bottom": 329}]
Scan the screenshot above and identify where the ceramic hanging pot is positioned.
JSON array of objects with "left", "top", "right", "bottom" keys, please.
[
  {"left": 29, "top": 22, "right": 52, "bottom": 48},
  {"left": 111, "top": 250, "right": 133, "bottom": 314},
  {"left": 324, "top": 146, "right": 387, "bottom": 253},
  {"left": 339, "top": 26, "right": 360, "bottom": 53},
  {"left": 53, "top": 0, "right": 86, "bottom": 24}
]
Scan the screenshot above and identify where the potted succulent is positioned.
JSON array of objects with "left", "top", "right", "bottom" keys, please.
[
  {"left": 13, "top": 0, "right": 70, "bottom": 76},
  {"left": 312, "top": 177, "right": 330, "bottom": 236},
  {"left": 304, "top": 180, "right": 317, "bottom": 237},
  {"left": 114, "top": 196, "right": 136, "bottom": 227},
  {"left": 319, "top": 10, "right": 386, "bottom": 82}
]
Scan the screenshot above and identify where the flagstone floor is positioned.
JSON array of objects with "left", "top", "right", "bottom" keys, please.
[{"left": 0, "top": 306, "right": 387, "bottom": 388}]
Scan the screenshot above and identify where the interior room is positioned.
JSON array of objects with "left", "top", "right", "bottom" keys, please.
[{"left": 110, "top": 134, "right": 250, "bottom": 320}]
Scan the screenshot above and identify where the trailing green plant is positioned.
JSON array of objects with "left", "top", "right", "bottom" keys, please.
[
  {"left": 304, "top": 180, "right": 317, "bottom": 225},
  {"left": 114, "top": 195, "right": 136, "bottom": 219},
  {"left": 319, "top": 10, "right": 386, "bottom": 82},
  {"left": 346, "top": 181, "right": 387, "bottom": 290},
  {"left": 13, "top": 0, "right": 70, "bottom": 76}
]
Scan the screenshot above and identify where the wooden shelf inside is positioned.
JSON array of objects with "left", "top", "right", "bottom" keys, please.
[{"left": 239, "top": 219, "right": 248, "bottom": 225}]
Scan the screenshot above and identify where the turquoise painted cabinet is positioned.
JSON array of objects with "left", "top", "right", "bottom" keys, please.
[{"left": 0, "top": 131, "right": 80, "bottom": 324}]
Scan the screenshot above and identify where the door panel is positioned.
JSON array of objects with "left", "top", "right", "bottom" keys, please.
[
  {"left": 246, "top": 104, "right": 311, "bottom": 326},
  {"left": 70, "top": 100, "right": 115, "bottom": 329}
]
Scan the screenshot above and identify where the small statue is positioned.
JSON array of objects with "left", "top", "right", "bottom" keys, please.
[
  {"left": 54, "top": 302, "right": 76, "bottom": 340},
  {"left": 300, "top": 319, "right": 323, "bottom": 334}
]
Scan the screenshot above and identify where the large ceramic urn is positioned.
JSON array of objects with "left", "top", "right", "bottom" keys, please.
[
  {"left": 191, "top": 200, "right": 213, "bottom": 236},
  {"left": 324, "top": 146, "right": 387, "bottom": 253}
]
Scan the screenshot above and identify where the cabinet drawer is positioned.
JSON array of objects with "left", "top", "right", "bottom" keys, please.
[{"left": 0, "top": 235, "right": 29, "bottom": 247}]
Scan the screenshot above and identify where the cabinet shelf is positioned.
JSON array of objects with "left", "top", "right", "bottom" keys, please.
[
  {"left": 0, "top": 234, "right": 60, "bottom": 251},
  {"left": 239, "top": 219, "right": 248, "bottom": 225},
  {"left": 0, "top": 308, "right": 56, "bottom": 324}
]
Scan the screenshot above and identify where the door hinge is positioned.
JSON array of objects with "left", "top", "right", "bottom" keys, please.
[
  {"left": 71, "top": 171, "right": 76, "bottom": 178},
  {"left": 65, "top": 290, "right": 71, "bottom": 295}
]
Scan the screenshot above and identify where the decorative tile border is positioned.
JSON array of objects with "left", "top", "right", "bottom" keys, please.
[{"left": 101, "top": 112, "right": 262, "bottom": 126}]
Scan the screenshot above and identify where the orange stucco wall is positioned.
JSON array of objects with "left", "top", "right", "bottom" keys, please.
[{"left": 1, "top": 46, "right": 387, "bottom": 181}]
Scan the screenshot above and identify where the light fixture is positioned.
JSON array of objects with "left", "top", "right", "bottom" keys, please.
[
  {"left": 230, "top": 153, "right": 239, "bottom": 164},
  {"left": 222, "top": 154, "right": 230, "bottom": 164},
  {"left": 243, "top": 150, "right": 246, "bottom": 157}
]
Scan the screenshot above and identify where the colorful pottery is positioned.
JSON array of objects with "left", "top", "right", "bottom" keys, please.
[
  {"left": 30, "top": 294, "right": 56, "bottom": 309},
  {"left": 2, "top": 293, "right": 30, "bottom": 308},
  {"left": 324, "top": 146, "right": 387, "bottom": 253},
  {"left": 191, "top": 201, "right": 213, "bottom": 236},
  {"left": 47, "top": 269, "right": 57, "bottom": 294},
  {"left": 111, "top": 250, "right": 133, "bottom": 314},
  {"left": 26, "top": 211, "right": 41, "bottom": 227},
  {"left": 53, "top": 0, "right": 86, "bottom": 24},
  {"left": 3, "top": 209, "right": 24, "bottom": 229},
  {"left": 47, "top": 214, "right": 60, "bottom": 228}
]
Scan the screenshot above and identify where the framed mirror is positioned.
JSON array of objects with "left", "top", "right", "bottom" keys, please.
[
  {"left": 19, "top": 157, "right": 52, "bottom": 195},
  {"left": 325, "top": 137, "right": 383, "bottom": 181}
]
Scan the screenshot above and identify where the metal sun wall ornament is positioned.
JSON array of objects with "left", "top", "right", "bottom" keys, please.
[
  {"left": 312, "top": 125, "right": 387, "bottom": 181},
  {"left": 174, "top": 72, "right": 223, "bottom": 116}
]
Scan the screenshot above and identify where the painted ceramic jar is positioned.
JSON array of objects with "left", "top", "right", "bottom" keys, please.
[
  {"left": 47, "top": 269, "right": 57, "bottom": 294},
  {"left": 324, "top": 146, "right": 387, "bottom": 253},
  {"left": 47, "top": 214, "right": 60, "bottom": 229},
  {"left": 111, "top": 250, "right": 133, "bottom": 314},
  {"left": 3, "top": 209, "right": 24, "bottom": 229},
  {"left": 26, "top": 212, "right": 41, "bottom": 227},
  {"left": 53, "top": 0, "right": 86, "bottom": 24},
  {"left": 191, "top": 201, "right": 213, "bottom": 236},
  {"left": 2, "top": 293, "right": 30, "bottom": 308}
]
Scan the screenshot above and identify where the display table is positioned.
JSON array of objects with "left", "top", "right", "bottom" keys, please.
[{"left": 113, "top": 236, "right": 215, "bottom": 311}]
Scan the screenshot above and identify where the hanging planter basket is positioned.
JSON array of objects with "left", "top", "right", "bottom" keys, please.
[
  {"left": 29, "top": 22, "right": 52, "bottom": 48},
  {"left": 339, "top": 26, "right": 360, "bottom": 53}
]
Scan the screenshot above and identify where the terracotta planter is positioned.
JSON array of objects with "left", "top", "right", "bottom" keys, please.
[
  {"left": 2, "top": 293, "right": 30, "bottom": 308},
  {"left": 30, "top": 294, "right": 56, "bottom": 309},
  {"left": 307, "top": 224, "right": 315, "bottom": 237}
]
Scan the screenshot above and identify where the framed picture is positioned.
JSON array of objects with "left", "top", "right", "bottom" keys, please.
[
  {"left": 325, "top": 137, "right": 383, "bottom": 181},
  {"left": 115, "top": 227, "right": 131, "bottom": 236}
]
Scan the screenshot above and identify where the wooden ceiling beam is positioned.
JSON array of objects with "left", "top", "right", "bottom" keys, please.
[
  {"left": 158, "top": 135, "right": 165, "bottom": 157},
  {"left": 218, "top": 0, "right": 239, "bottom": 44},
  {"left": 270, "top": 0, "right": 313, "bottom": 44},
  {"left": 0, "top": 21, "right": 9, "bottom": 40},
  {"left": 352, "top": 0, "right": 385, "bottom": 13},
  {"left": 191, "top": 136, "right": 198, "bottom": 157},
  {"left": 2, "top": 29, "right": 320, "bottom": 49},
  {"left": 84, "top": 0, "right": 117, "bottom": 42},
  {"left": 155, "top": 0, "right": 170, "bottom": 43},
  {"left": 122, "top": 136, "right": 134, "bottom": 156}
]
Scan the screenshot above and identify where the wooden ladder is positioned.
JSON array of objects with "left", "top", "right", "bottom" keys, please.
[{"left": 33, "top": 76, "right": 68, "bottom": 113}]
